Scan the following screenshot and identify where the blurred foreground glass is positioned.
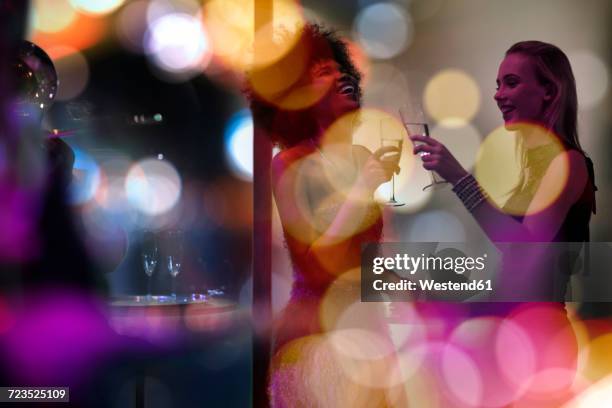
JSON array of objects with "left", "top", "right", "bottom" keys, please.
[
  {"left": 163, "top": 230, "right": 183, "bottom": 300},
  {"left": 141, "top": 231, "right": 158, "bottom": 299},
  {"left": 380, "top": 118, "right": 404, "bottom": 206}
]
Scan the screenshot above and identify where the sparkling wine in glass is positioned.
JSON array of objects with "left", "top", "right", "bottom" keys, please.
[
  {"left": 141, "top": 231, "right": 158, "bottom": 300},
  {"left": 399, "top": 111, "right": 448, "bottom": 190},
  {"left": 380, "top": 118, "right": 405, "bottom": 207}
]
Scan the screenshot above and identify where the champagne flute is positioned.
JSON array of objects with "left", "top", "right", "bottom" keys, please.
[
  {"left": 380, "top": 118, "right": 405, "bottom": 207},
  {"left": 399, "top": 110, "right": 449, "bottom": 190},
  {"left": 165, "top": 230, "right": 183, "bottom": 301},
  {"left": 141, "top": 231, "right": 158, "bottom": 300}
]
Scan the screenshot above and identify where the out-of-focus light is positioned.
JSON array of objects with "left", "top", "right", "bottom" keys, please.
[
  {"left": 224, "top": 110, "right": 253, "bottom": 181},
  {"left": 94, "top": 156, "right": 133, "bottom": 212},
  {"left": 157, "top": 153, "right": 164, "bottom": 160},
  {"left": 69, "top": 147, "right": 101, "bottom": 205},
  {"left": 406, "top": 210, "right": 466, "bottom": 242},
  {"left": 363, "top": 62, "right": 410, "bottom": 112},
  {"left": 473, "top": 125, "right": 520, "bottom": 207},
  {"left": 116, "top": 0, "right": 149, "bottom": 53},
  {"left": 580, "top": 334, "right": 612, "bottom": 382},
  {"left": 125, "top": 158, "right": 182, "bottom": 215},
  {"left": 147, "top": 0, "right": 200, "bottom": 23},
  {"left": 0, "top": 296, "right": 15, "bottom": 334},
  {"left": 49, "top": 46, "right": 90, "bottom": 101},
  {"left": 354, "top": 2, "right": 413, "bottom": 60},
  {"left": 204, "top": 0, "right": 304, "bottom": 72},
  {"left": 3, "top": 291, "right": 120, "bottom": 385},
  {"left": 32, "top": 0, "right": 77, "bottom": 33},
  {"left": 440, "top": 343, "right": 483, "bottom": 407},
  {"left": 475, "top": 124, "right": 568, "bottom": 215},
  {"left": 495, "top": 318, "right": 537, "bottom": 389},
  {"left": 449, "top": 317, "right": 525, "bottom": 406},
  {"left": 507, "top": 304, "right": 578, "bottom": 395},
  {"left": 564, "top": 374, "right": 612, "bottom": 408},
  {"left": 569, "top": 50, "right": 609, "bottom": 110},
  {"left": 424, "top": 69, "right": 480, "bottom": 126},
  {"left": 31, "top": 12, "right": 107, "bottom": 56},
  {"left": 70, "top": 0, "right": 125, "bottom": 15},
  {"left": 430, "top": 123, "right": 481, "bottom": 170},
  {"left": 145, "top": 13, "right": 212, "bottom": 76}
]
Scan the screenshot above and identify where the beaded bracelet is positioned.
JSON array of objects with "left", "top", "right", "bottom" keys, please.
[{"left": 452, "top": 174, "right": 488, "bottom": 212}]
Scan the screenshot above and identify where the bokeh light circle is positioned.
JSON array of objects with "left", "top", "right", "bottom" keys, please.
[
  {"left": 327, "top": 328, "right": 406, "bottom": 390},
  {"left": 147, "top": 0, "right": 201, "bottom": 23},
  {"left": 363, "top": 62, "right": 411, "bottom": 113},
  {"left": 475, "top": 124, "right": 568, "bottom": 216},
  {"left": 125, "top": 158, "right": 182, "bottom": 215},
  {"left": 70, "top": 0, "right": 125, "bottom": 15},
  {"left": 204, "top": 0, "right": 305, "bottom": 72},
  {"left": 579, "top": 333, "right": 612, "bottom": 382},
  {"left": 354, "top": 2, "right": 413, "bottom": 60},
  {"left": 224, "top": 110, "right": 253, "bottom": 181},
  {"left": 95, "top": 156, "right": 133, "bottom": 212},
  {"left": 495, "top": 318, "right": 537, "bottom": 390},
  {"left": 69, "top": 146, "right": 101, "bottom": 205},
  {"left": 424, "top": 69, "right": 481, "bottom": 126},
  {"left": 49, "top": 46, "right": 90, "bottom": 101},
  {"left": 569, "top": 50, "right": 609, "bottom": 110},
  {"left": 32, "top": 0, "right": 77, "bottom": 33},
  {"left": 247, "top": 46, "right": 330, "bottom": 111},
  {"left": 116, "top": 0, "right": 149, "bottom": 53},
  {"left": 440, "top": 343, "right": 483, "bottom": 407},
  {"left": 430, "top": 122, "right": 481, "bottom": 170},
  {"left": 145, "top": 13, "right": 212, "bottom": 74},
  {"left": 270, "top": 334, "right": 381, "bottom": 407}
]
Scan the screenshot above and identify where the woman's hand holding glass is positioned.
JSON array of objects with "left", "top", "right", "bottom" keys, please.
[
  {"left": 410, "top": 135, "right": 468, "bottom": 186},
  {"left": 355, "top": 146, "right": 400, "bottom": 194}
]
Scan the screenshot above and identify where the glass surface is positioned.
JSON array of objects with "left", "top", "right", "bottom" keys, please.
[
  {"left": 380, "top": 118, "right": 405, "bottom": 206},
  {"left": 141, "top": 231, "right": 158, "bottom": 299},
  {"left": 399, "top": 109, "right": 448, "bottom": 190}
]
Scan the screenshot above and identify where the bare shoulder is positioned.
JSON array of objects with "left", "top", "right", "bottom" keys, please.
[
  {"left": 271, "top": 143, "right": 315, "bottom": 181},
  {"left": 542, "top": 149, "right": 588, "bottom": 200},
  {"left": 548, "top": 149, "right": 588, "bottom": 178}
]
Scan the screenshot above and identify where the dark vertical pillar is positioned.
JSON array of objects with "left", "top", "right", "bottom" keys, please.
[{"left": 252, "top": 1, "right": 273, "bottom": 407}]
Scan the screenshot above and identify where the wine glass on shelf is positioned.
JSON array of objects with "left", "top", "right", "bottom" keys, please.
[
  {"left": 165, "top": 230, "right": 183, "bottom": 302},
  {"left": 399, "top": 108, "right": 448, "bottom": 190},
  {"left": 380, "top": 118, "right": 405, "bottom": 207},
  {"left": 141, "top": 231, "right": 158, "bottom": 301}
]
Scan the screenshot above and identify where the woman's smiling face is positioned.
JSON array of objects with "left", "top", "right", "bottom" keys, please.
[
  {"left": 308, "top": 59, "right": 360, "bottom": 124},
  {"left": 494, "top": 53, "right": 552, "bottom": 128}
]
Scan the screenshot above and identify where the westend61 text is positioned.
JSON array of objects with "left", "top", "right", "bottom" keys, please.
[{"left": 372, "top": 279, "right": 493, "bottom": 292}]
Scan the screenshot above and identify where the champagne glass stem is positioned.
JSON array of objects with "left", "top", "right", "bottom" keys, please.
[
  {"left": 391, "top": 174, "right": 396, "bottom": 201},
  {"left": 147, "top": 276, "right": 152, "bottom": 300},
  {"left": 171, "top": 276, "right": 177, "bottom": 301}
]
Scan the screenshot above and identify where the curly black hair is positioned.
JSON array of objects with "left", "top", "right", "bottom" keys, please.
[{"left": 245, "top": 23, "right": 362, "bottom": 149}]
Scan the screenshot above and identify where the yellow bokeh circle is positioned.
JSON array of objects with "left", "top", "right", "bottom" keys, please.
[
  {"left": 474, "top": 123, "right": 568, "bottom": 216},
  {"left": 423, "top": 69, "right": 480, "bottom": 126}
]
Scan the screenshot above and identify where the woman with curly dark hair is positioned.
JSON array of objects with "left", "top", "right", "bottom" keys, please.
[{"left": 248, "top": 23, "right": 405, "bottom": 406}]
